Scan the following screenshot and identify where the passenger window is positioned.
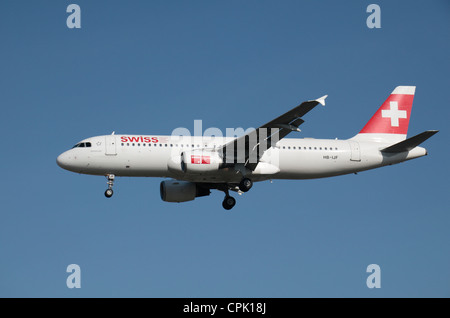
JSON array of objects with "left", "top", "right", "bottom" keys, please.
[
  {"left": 132, "top": 143, "right": 135, "bottom": 146},
  {"left": 121, "top": 143, "right": 124, "bottom": 146},
  {"left": 165, "top": 144, "right": 168, "bottom": 147},
  {"left": 138, "top": 143, "right": 140, "bottom": 146},
  {"left": 288, "top": 146, "right": 291, "bottom": 149},
  {"left": 325, "top": 147, "right": 327, "bottom": 150},
  {"left": 127, "top": 143, "right": 130, "bottom": 146},
  {"left": 314, "top": 147, "right": 317, "bottom": 150},
  {"left": 309, "top": 147, "right": 311, "bottom": 150},
  {"left": 319, "top": 147, "right": 322, "bottom": 150},
  {"left": 160, "top": 144, "right": 162, "bottom": 147}
]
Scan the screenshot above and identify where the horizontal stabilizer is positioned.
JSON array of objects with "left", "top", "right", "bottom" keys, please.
[{"left": 381, "top": 130, "right": 438, "bottom": 153}]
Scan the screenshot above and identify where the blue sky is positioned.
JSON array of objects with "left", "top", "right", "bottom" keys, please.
[{"left": 0, "top": 1, "right": 449, "bottom": 297}]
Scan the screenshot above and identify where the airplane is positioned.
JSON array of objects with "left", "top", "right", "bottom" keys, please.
[{"left": 56, "top": 86, "right": 437, "bottom": 210}]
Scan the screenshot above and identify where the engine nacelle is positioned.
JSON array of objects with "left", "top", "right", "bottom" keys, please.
[
  {"left": 168, "top": 150, "right": 223, "bottom": 174},
  {"left": 160, "top": 180, "right": 210, "bottom": 203},
  {"left": 182, "top": 150, "right": 223, "bottom": 173}
]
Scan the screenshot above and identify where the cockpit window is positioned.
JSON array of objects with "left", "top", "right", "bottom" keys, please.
[{"left": 72, "top": 142, "right": 92, "bottom": 148}]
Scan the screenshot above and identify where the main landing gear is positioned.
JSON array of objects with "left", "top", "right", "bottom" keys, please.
[
  {"left": 104, "top": 174, "right": 115, "bottom": 198},
  {"left": 222, "top": 194, "right": 236, "bottom": 210},
  {"left": 221, "top": 177, "right": 253, "bottom": 210},
  {"left": 239, "top": 177, "right": 253, "bottom": 192}
]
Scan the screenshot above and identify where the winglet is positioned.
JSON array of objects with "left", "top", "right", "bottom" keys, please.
[{"left": 316, "top": 95, "right": 328, "bottom": 106}]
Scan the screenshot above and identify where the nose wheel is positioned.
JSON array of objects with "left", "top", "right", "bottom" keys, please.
[{"left": 104, "top": 174, "right": 115, "bottom": 198}]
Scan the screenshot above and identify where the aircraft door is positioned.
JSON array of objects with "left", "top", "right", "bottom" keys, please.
[
  {"left": 105, "top": 136, "right": 117, "bottom": 155},
  {"left": 349, "top": 141, "right": 361, "bottom": 162}
]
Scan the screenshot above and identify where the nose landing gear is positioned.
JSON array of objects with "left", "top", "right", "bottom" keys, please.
[
  {"left": 104, "top": 174, "right": 115, "bottom": 198},
  {"left": 105, "top": 189, "right": 113, "bottom": 198}
]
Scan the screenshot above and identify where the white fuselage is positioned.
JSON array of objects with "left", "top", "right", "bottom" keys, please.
[{"left": 56, "top": 134, "right": 427, "bottom": 183}]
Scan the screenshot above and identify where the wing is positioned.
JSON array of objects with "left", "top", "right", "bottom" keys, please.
[{"left": 220, "top": 95, "right": 327, "bottom": 170}]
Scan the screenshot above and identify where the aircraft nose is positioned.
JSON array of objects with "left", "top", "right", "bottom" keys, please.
[{"left": 56, "top": 152, "right": 70, "bottom": 169}]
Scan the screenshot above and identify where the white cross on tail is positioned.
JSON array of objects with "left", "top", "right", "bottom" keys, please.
[{"left": 381, "top": 101, "right": 407, "bottom": 127}]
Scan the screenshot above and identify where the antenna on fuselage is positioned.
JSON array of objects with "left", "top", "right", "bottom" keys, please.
[{"left": 111, "top": 131, "right": 115, "bottom": 135}]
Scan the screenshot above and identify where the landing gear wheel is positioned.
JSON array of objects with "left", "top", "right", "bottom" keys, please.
[
  {"left": 105, "top": 174, "right": 115, "bottom": 198},
  {"left": 222, "top": 196, "right": 236, "bottom": 210},
  {"left": 239, "top": 178, "right": 253, "bottom": 192},
  {"left": 105, "top": 189, "right": 113, "bottom": 198}
]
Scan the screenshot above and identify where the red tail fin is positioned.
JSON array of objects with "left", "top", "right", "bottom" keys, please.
[{"left": 354, "top": 86, "right": 415, "bottom": 142}]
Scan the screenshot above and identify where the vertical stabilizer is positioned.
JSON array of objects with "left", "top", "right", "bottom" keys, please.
[{"left": 352, "top": 86, "right": 415, "bottom": 143}]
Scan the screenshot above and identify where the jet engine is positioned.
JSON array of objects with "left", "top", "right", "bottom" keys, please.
[
  {"left": 167, "top": 150, "right": 223, "bottom": 174},
  {"left": 160, "top": 180, "right": 210, "bottom": 203}
]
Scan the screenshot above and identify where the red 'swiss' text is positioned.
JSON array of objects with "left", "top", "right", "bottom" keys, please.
[{"left": 120, "top": 136, "right": 159, "bottom": 143}]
